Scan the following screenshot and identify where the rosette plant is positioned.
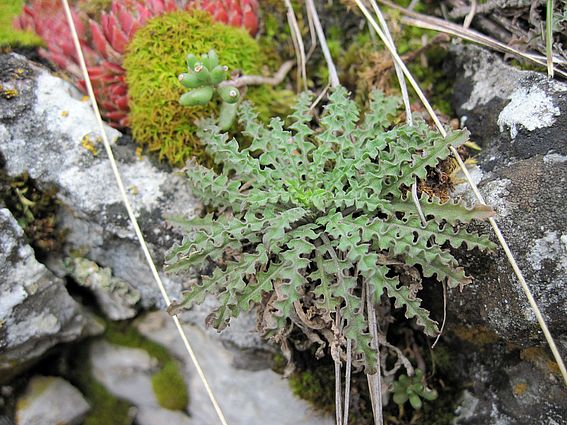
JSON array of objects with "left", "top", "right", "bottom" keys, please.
[{"left": 166, "top": 87, "right": 496, "bottom": 373}]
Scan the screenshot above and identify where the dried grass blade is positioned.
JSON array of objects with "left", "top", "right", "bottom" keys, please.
[
  {"left": 378, "top": 0, "right": 567, "bottom": 78},
  {"left": 546, "top": 0, "right": 555, "bottom": 77}
]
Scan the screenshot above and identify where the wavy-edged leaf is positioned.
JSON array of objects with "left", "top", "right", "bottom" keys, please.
[
  {"left": 362, "top": 265, "right": 439, "bottom": 337},
  {"left": 384, "top": 194, "right": 495, "bottom": 225},
  {"left": 169, "top": 249, "right": 265, "bottom": 317}
]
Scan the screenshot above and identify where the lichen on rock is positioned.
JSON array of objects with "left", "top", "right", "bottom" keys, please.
[{"left": 65, "top": 257, "right": 141, "bottom": 321}]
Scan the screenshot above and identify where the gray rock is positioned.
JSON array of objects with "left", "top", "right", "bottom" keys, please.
[
  {"left": 15, "top": 376, "right": 90, "bottom": 425},
  {"left": 0, "top": 53, "right": 201, "bottom": 309},
  {"left": 0, "top": 53, "right": 280, "bottom": 367},
  {"left": 135, "top": 311, "right": 333, "bottom": 425},
  {"left": 0, "top": 208, "right": 101, "bottom": 382},
  {"left": 136, "top": 408, "right": 192, "bottom": 425},
  {"left": 89, "top": 340, "right": 192, "bottom": 424},
  {"left": 448, "top": 44, "right": 567, "bottom": 345},
  {"left": 444, "top": 45, "right": 567, "bottom": 424},
  {"left": 449, "top": 339, "right": 567, "bottom": 425},
  {"left": 64, "top": 257, "right": 140, "bottom": 320}
]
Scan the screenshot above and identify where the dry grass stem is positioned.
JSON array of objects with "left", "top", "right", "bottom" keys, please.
[{"left": 378, "top": 0, "right": 567, "bottom": 78}]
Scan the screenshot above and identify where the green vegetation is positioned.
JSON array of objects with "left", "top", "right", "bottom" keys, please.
[
  {"left": 289, "top": 363, "right": 336, "bottom": 415},
  {"left": 151, "top": 361, "right": 189, "bottom": 411},
  {"left": 177, "top": 49, "right": 241, "bottom": 131},
  {"left": 166, "top": 87, "right": 495, "bottom": 373},
  {"left": 0, "top": 0, "right": 42, "bottom": 48},
  {"left": 392, "top": 369, "right": 438, "bottom": 410},
  {"left": 104, "top": 320, "right": 172, "bottom": 364},
  {"left": 0, "top": 171, "right": 64, "bottom": 258},
  {"left": 125, "top": 10, "right": 287, "bottom": 166},
  {"left": 69, "top": 343, "right": 133, "bottom": 425}
]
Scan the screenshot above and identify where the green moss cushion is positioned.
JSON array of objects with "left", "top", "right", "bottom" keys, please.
[{"left": 125, "top": 10, "right": 271, "bottom": 166}]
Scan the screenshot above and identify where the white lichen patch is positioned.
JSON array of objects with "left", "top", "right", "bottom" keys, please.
[
  {"left": 58, "top": 158, "right": 167, "bottom": 217},
  {"left": 460, "top": 54, "right": 518, "bottom": 109},
  {"left": 497, "top": 86, "right": 560, "bottom": 139},
  {"left": 35, "top": 72, "right": 120, "bottom": 145},
  {"left": 482, "top": 178, "right": 512, "bottom": 218},
  {"left": 0, "top": 286, "right": 27, "bottom": 321},
  {"left": 527, "top": 231, "right": 567, "bottom": 272},
  {"left": 543, "top": 153, "right": 567, "bottom": 164}
]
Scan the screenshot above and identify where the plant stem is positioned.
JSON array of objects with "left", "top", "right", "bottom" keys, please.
[
  {"left": 365, "top": 281, "right": 384, "bottom": 425},
  {"left": 546, "top": 0, "right": 554, "bottom": 77},
  {"left": 220, "top": 60, "right": 294, "bottom": 88}
]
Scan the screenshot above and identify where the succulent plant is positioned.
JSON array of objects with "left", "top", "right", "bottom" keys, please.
[
  {"left": 187, "top": 0, "right": 259, "bottom": 36},
  {"left": 178, "top": 49, "right": 241, "bottom": 130},
  {"left": 392, "top": 369, "right": 438, "bottom": 410},
  {"left": 15, "top": 0, "right": 259, "bottom": 127}
]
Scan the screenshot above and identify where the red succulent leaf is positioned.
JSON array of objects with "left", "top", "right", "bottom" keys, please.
[
  {"left": 114, "top": 3, "right": 135, "bottom": 36},
  {"left": 89, "top": 20, "right": 108, "bottom": 59}
]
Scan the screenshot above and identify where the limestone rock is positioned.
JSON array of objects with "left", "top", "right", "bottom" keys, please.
[
  {"left": 443, "top": 44, "right": 567, "bottom": 424},
  {"left": 0, "top": 52, "right": 279, "bottom": 365},
  {"left": 64, "top": 257, "right": 140, "bottom": 320},
  {"left": 0, "top": 208, "right": 101, "bottom": 382},
  {"left": 135, "top": 311, "right": 333, "bottom": 425},
  {"left": 89, "top": 340, "right": 192, "bottom": 424},
  {"left": 15, "top": 376, "right": 90, "bottom": 425},
  {"left": 447, "top": 43, "right": 567, "bottom": 345},
  {"left": 0, "top": 52, "right": 201, "bottom": 309}
]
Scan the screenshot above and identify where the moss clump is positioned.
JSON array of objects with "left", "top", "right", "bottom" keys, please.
[
  {"left": 151, "top": 361, "right": 189, "bottom": 411},
  {"left": 125, "top": 11, "right": 279, "bottom": 166},
  {"left": 0, "top": 0, "right": 42, "bottom": 48},
  {"left": 289, "top": 365, "right": 336, "bottom": 415},
  {"left": 104, "top": 320, "right": 171, "bottom": 364}
]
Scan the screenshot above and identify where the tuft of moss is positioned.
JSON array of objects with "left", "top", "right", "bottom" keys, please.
[
  {"left": 151, "top": 361, "right": 189, "bottom": 411},
  {"left": 0, "top": 0, "right": 42, "bottom": 48},
  {"left": 125, "top": 10, "right": 283, "bottom": 167},
  {"left": 104, "top": 320, "right": 171, "bottom": 364},
  {"left": 288, "top": 363, "right": 336, "bottom": 415}
]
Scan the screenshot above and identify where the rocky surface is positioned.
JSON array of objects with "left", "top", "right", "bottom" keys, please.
[
  {"left": 135, "top": 311, "right": 333, "bottom": 425},
  {"left": 65, "top": 257, "right": 140, "bottom": 321},
  {"left": 90, "top": 340, "right": 192, "bottom": 425},
  {"left": 15, "top": 376, "right": 90, "bottom": 425},
  {"left": 0, "top": 52, "right": 200, "bottom": 310},
  {"left": 0, "top": 51, "right": 276, "bottom": 359},
  {"left": 0, "top": 208, "right": 101, "bottom": 383},
  {"left": 448, "top": 43, "right": 567, "bottom": 345},
  {"left": 0, "top": 52, "right": 301, "bottom": 422},
  {"left": 445, "top": 44, "right": 567, "bottom": 424}
]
